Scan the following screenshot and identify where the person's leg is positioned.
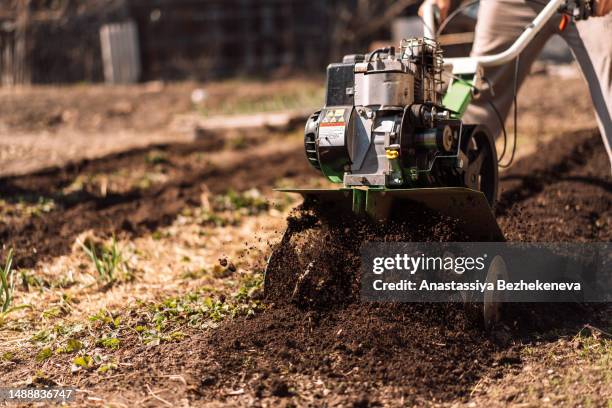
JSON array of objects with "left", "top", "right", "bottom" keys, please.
[
  {"left": 561, "top": 14, "right": 612, "bottom": 172},
  {"left": 462, "top": 0, "right": 557, "bottom": 138}
]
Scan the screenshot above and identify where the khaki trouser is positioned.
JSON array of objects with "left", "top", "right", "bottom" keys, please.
[{"left": 463, "top": 0, "right": 612, "bottom": 172}]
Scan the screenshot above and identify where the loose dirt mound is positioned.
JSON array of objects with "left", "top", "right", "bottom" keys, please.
[
  {"left": 497, "top": 128, "right": 610, "bottom": 242},
  {"left": 264, "top": 199, "right": 470, "bottom": 308},
  {"left": 188, "top": 195, "right": 500, "bottom": 405},
  {"left": 117, "top": 129, "right": 609, "bottom": 406},
  {"left": 203, "top": 303, "right": 498, "bottom": 404}
]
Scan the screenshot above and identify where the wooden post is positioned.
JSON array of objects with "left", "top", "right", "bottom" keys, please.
[
  {"left": 100, "top": 21, "right": 141, "bottom": 84},
  {"left": 14, "top": 0, "right": 31, "bottom": 85}
]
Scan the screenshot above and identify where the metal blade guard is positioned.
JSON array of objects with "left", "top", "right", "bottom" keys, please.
[{"left": 278, "top": 187, "right": 504, "bottom": 241}]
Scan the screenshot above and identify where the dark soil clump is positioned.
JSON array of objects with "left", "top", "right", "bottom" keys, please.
[{"left": 264, "top": 198, "right": 471, "bottom": 308}]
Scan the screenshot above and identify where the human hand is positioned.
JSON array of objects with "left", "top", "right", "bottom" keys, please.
[
  {"left": 594, "top": 0, "right": 612, "bottom": 16},
  {"left": 418, "top": 0, "right": 452, "bottom": 21}
]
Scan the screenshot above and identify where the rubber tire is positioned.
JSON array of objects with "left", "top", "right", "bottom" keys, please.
[{"left": 483, "top": 255, "right": 509, "bottom": 330}]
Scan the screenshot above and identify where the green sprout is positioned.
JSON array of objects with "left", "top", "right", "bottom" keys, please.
[
  {"left": 0, "top": 249, "right": 32, "bottom": 323},
  {"left": 1, "top": 249, "right": 15, "bottom": 313},
  {"left": 79, "top": 238, "right": 125, "bottom": 283}
]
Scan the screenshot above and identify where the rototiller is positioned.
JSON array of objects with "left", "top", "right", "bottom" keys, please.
[{"left": 265, "top": 0, "right": 594, "bottom": 325}]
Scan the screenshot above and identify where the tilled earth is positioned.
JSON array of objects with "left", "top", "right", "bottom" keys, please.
[
  {"left": 0, "top": 129, "right": 313, "bottom": 269},
  {"left": 115, "top": 129, "right": 609, "bottom": 407},
  {"left": 0, "top": 124, "right": 610, "bottom": 406}
]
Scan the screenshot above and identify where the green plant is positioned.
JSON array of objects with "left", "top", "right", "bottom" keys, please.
[
  {"left": 216, "top": 189, "right": 269, "bottom": 214},
  {"left": 56, "top": 338, "right": 84, "bottom": 354},
  {"left": 36, "top": 347, "right": 52, "bottom": 362},
  {"left": 89, "top": 309, "right": 121, "bottom": 329},
  {"left": 72, "top": 354, "right": 95, "bottom": 369},
  {"left": 1, "top": 249, "right": 15, "bottom": 313},
  {"left": 79, "top": 238, "right": 124, "bottom": 282},
  {"left": 0, "top": 249, "right": 31, "bottom": 323},
  {"left": 144, "top": 150, "right": 169, "bottom": 165},
  {"left": 98, "top": 362, "right": 118, "bottom": 374},
  {"left": 96, "top": 336, "right": 121, "bottom": 350},
  {"left": 20, "top": 271, "right": 48, "bottom": 291}
]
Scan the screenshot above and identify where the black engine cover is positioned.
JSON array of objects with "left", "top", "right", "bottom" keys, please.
[{"left": 325, "top": 63, "right": 354, "bottom": 107}]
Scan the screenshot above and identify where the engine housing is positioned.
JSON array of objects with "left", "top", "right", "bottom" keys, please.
[{"left": 305, "top": 38, "right": 469, "bottom": 189}]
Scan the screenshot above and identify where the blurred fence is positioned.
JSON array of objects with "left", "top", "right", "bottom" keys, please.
[
  {"left": 0, "top": 24, "right": 16, "bottom": 86},
  {"left": 0, "top": 2, "right": 30, "bottom": 86},
  {"left": 129, "top": 0, "right": 331, "bottom": 80},
  {"left": 0, "top": 0, "right": 336, "bottom": 84},
  {"left": 0, "top": 0, "right": 419, "bottom": 84}
]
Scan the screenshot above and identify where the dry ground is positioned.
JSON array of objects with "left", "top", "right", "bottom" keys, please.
[
  {"left": 0, "top": 78, "right": 324, "bottom": 176},
  {"left": 0, "top": 69, "right": 610, "bottom": 407}
]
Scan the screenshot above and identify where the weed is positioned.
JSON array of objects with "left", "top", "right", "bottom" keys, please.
[
  {"left": 234, "top": 273, "right": 263, "bottom": 303},
  {"left": 72, "top": 354, "right": 95, "bottom": 370},
  {"left": 198, "top": 210, "right": 237, "bottom": 227},
  {"left": 96, "top": 336, "right": 121, "bottom": 350},
  {"left": 89, "top": 309, "right": 121, "bottom": 330},
  {"left": 51, "top": 273, "right": 77, "bottom": 289},
  {"left": 0, "top": 197, "right": 55, "bottom": 219},
  {"left": 214, "top": 189, "right": 269, "bottom": 215},
  {"left": 98, "top": 362, "right": 118, "bottom": 374},
  {"left": 145, "top": 150, "right": 169, "bottom": 165},
  {"left": 137, "top": 274, "right": 264, "bottom": 345},
  {"left": 36, "top": 347, "right": 52, "bottom": 362},
  {"left": 193, "top": 189, "right": 270, "bottom": 227},
  {"left": 28, "top": 197, "right": 56, "bottom": 216},
  {"left": 42, "top": 305, "right": 70, "bottom": 319},
  {"left": 31, "top": 329, "right": 53, "bottom": 344},
  {"left": 1, "top": 351, "right": 15, "bottom": 361},
  {"left": 20, "top": 271, "right": 48, "bottom": 292},
  {"left": 572, "top": 327, "right": 612, "bottom": 362},
  {"left": 1, "top": 249, "right": 15, "bottom": 313},
  {"left": 0, "top": 249, "right": 32, "bottom": 323},
  {"left": 31, "top": 370, "right": 54, "bottom": 385},
  {"left": 56, "top": 339, "right": 84, "bottom": 354},
  {"left": 79, "top": 238, "right": 127, "bottom": 283}
]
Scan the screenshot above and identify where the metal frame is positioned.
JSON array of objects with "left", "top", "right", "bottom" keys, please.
[
  {"left": 277, "top": 187, "right": 504, "bottom": 240},
  {"left": 438, "top": 0, "right": 565, "bottom": 72},
  {"left": 424, "top": 0, "right": 566, "bottom": 115}
]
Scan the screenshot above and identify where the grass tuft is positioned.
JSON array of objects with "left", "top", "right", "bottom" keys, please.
[
  {"left": 1, "top": 249, "right": 15, "bottom": 313},
  {"left": 0, "top": 249, "right": 32, "bottom": 324},
  {"left": 79, "top": 237, "right": 127, "bottom": 283}
]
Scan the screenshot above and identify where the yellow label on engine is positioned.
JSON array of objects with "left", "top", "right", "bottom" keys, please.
[{"left": 321, "top": 109, "right": 346, "bottom": 126}]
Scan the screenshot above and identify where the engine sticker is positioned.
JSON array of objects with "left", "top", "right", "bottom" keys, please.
[
  {"left": 321, "top": 109, "right": 346, "bottom": 125},
  {"left": 319, "top": 125, "right": 345, "bottom": 146},
  {"left": 319, "top": 109, "right": 346, "bottom": 146}
]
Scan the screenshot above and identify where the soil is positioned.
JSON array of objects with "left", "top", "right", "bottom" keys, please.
[
  {"left": 0, "top": 75, "right": 609, "bottom": 406},
  {"left": 1, "top": 127, "right": 606, "bottom": 406},
  {"left": 0, "top": 79, "right": 323, "bottom": 176},
  {"left": 0, "top": 130, "right": 316, "bottom": 268},
  {"left": 263, "top": 200, "right": 470, "bottom": 308},
  {"left": 111, "top": 129, "right": 606, "bottom": 407}
]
